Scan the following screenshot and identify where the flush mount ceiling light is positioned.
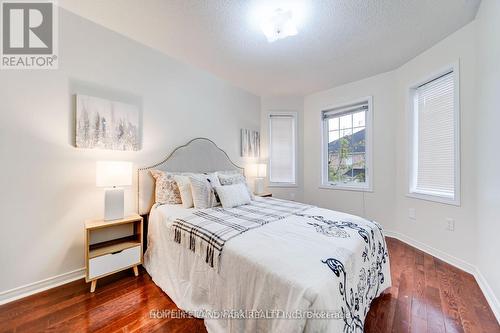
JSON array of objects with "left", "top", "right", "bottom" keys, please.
[
  {"left": 261, "top": 8, "right": 298, "bottom": 42},
  {"left": 249, "top": 1, "right": 308, "bottom": 43}
]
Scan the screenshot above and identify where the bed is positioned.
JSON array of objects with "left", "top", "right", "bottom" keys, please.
[{"left": 138, "top": 138, "right": 391, "bottom": 333}]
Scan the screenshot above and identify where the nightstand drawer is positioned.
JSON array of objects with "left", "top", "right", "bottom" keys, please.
[{"left": 88, "top": 245, "right": 141, "bottom": 279}]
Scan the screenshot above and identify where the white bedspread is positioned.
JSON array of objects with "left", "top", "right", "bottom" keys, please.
[{"left": 144, "top": 198, "right": 391, "bottom": 333}]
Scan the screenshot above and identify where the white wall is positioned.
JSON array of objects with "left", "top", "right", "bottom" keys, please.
[
  {"left": 0, "top": 9, "right": 260, "bottom": 296},
  {"left": 476, "top": 0, "right": 500, "bottom": 309},
  {"left": 394, "top": 22, "right": 478, "bottom": 266},
  {"left": 260, "top": 96, "right": 304, "bottom": 202}
]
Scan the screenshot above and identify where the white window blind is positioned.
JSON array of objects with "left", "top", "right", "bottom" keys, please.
[
  {"left": 269, "top": 114, "right": 296, "bottom": 184},
  {"left": 411, "top": 71, "right": 457, "bottom": 200}
]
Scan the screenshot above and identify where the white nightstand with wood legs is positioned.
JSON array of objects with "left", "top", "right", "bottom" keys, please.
[{"left": 85, "top": 214, "right": 143, "bottom": 292}]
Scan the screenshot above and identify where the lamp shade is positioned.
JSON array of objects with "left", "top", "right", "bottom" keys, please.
[
  {"left": 96, "top": 161, "right": 132, "bottom": 187},
  {"left": 257, "top": 163, "right": 267, "bottom": 178}
]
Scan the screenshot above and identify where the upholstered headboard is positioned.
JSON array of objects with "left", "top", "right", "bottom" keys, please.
[{"left": 137, "top": 137, "right": 244, "bottom": 215}]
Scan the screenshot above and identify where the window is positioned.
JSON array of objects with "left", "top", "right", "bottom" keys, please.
[
  {"left": 321, "top": 98, "right": 372, "bottom": 191},
  {"left": 268, "top": 112, "right": 297, "bottom": 185},
  {"left": 409, "top": 65, "right": 460, "bottom": 205}
]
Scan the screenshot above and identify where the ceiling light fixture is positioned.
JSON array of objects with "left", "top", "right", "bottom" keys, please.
[{"left": 261, "top": 8, "right": 298, "bottom": 42}]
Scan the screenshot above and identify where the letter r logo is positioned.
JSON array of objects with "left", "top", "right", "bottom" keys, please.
[{"left": 2, "top": 2, "right": 53, "bottom": 54}]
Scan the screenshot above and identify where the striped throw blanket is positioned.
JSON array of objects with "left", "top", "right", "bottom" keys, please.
[{"left": 171, "top": 197, "right": 312, "bottom": 270}]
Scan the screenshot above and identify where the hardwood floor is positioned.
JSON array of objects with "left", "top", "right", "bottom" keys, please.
[{"left": 0, "top": 237, "right": 498, "bottom": 333}]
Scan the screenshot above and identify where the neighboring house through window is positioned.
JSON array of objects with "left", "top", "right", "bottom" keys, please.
[{"left": 321, "top": 97, "right": 373, "bottom": 191}]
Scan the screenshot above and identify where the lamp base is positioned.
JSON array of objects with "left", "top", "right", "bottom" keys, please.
[
  {"left": 254, "top": 178, "right": 265, "bottom": 195},
  {"left": 104, "top": 188, "right": 124, "bottom": 221}
]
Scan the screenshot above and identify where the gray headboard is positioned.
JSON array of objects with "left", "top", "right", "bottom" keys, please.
[{"left": 138, "top": 137, "right": 244, "bottom": 215}]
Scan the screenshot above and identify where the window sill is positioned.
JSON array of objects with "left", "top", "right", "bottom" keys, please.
[
  {"left": 268, "top": 183, "right": 298, "bottom": 188},
  {"left": 319, "top": 184, "right": 373, "bottom": 193},
  {"left": 406, "top": 192, "right": 460, "bottom": 206}
]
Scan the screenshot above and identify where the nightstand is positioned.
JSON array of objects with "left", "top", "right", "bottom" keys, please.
[
  {"left": 85, "top": 214, "right": 143, "bottom": 292},
  {"left": 255, "top": 192, "right": 272, "bottom": 197}
]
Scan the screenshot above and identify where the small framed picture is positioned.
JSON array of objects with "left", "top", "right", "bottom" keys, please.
[{"left": 241, "top": 129, "right": 260, "bottom": 157}]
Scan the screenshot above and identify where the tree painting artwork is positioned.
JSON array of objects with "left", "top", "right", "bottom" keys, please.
[
  {"left": 241, "top": 129, "right": 260, "bottom": 158},
  {"left": 76, "top": 95, "right": 140, "bottom": 151}
]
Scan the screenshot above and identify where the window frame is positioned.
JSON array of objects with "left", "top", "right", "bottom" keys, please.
[
  {"left": 407, "top": 62, "right": 461, "bottom": 206},
  {"left": 268, "top": 111, "right": 298, "bottom": 187},
  {"left": 320, "top": 96, "right": 373, "bottom": 192}
]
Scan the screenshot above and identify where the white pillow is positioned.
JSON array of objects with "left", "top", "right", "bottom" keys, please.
[
  {"left": 215, "top": 183, "right": 251, "bottom": 209},
  {"left": 217, "top": 172, "right": 255, "bottom": 200},
  {"left": 174, "top": 175, "right": 194, "bottom": 208},
  {"left": 189, "top": 173, "right": 221, "bottom": 209}
]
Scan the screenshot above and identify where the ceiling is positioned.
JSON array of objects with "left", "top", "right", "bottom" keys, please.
[{"left": 59, "top": 0, "right": 481, "bottom": 96}]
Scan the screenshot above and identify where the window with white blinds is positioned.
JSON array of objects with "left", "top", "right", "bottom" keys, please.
[
  {"left": 269, "top": 113, "right": 296, "bottom": 185},
  {"left": 409, "top": 68, "right": 460, "bottom": 204}
]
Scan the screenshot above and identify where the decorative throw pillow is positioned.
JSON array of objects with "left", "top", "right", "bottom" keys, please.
[
  {"left": 174, "top": 175, "right": 194, "bottom": 208},
  {"left": 150, "top": 170, "right": 182, "bottom": 204},
  {"left": 217, "top": 172, "right": 255, "bottom": 199},
  {"left": 214, "top": 183, "right": 251, "bottom": 209},
  {"left": 217, "top": 172, "right": 246, "bottom": 185},
  {"left": 189, "top": 173, "right": 221, "bottom": 209}
]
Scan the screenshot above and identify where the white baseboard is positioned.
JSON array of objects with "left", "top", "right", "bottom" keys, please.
[
  {"left": 0, "top": 268, "right": 85, "bottom": 306},
  {"left": 474, "top": 268, "right": 500, "bottom": 322},
  {"left": 385, "top": 230, "right": 499, "bottom": 324},
  {"left": 384, "top": 230, "right": 476, "bottom": 274}
]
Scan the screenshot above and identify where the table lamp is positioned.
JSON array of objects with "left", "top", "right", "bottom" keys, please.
[
  {"left": 254, "top": 163, "right": 267, "bottom": 194},
  {"left": 96, "top": 161, "right": 132, "bottom": 221}
]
